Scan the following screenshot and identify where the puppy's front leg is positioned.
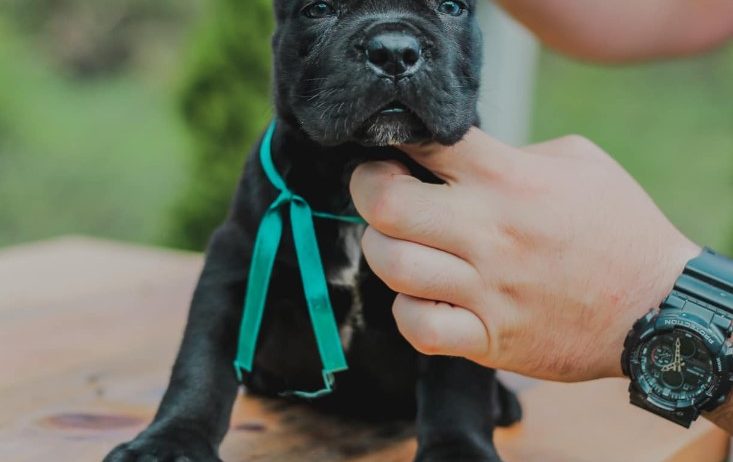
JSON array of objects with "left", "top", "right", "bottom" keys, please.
[
  {"left": 414, "top": 356, "right": 503, "bottom": 462},
  {"left": 104, "top": 222, "right": 250, "bottom": 462}
]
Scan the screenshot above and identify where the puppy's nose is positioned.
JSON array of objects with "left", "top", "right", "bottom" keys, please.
[{"left": 365, "top": 31, "right": 422, "bottom": 78}]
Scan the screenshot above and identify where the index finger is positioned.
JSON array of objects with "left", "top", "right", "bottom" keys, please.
[{"left": 398, "top": 127, "right": 518, "bottom": 183}]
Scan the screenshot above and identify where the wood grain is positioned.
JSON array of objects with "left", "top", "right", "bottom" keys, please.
[{"left": 0, "top": 237, "right": 728, "bottom": 461}]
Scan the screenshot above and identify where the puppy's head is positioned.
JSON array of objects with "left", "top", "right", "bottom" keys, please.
[{"left": 272, "top": 0, "right": 482, "bottom": 146}]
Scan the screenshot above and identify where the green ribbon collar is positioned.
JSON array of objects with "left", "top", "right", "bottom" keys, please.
[{"left": 234, "top": 121, "right": 365, "bottom": 399}]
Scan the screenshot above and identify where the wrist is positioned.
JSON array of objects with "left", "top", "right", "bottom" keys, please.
[
  {"left": 649, "top": 238, "right": 703, "bottom": 312},
  {"left": 603, "top": 238, "right": 702, "bottom": 379}
]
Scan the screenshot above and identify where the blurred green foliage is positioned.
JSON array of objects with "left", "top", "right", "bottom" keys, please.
[
  {"left": 0, "top": 0, "right": 274, "bottom": 251},
  {"left": 170, "top": 0, "right": 274, "bottom": 250},
  {"left": 0, "top": 2, "right": 194, "bottom": 247},
  {"left": 0, "top": 2, "right": 730, "bottom": 255},
  {"left": 3, "top": 0, "right": 189, "bottom": 78}
]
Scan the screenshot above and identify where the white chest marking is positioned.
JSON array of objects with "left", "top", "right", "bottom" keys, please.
[{"left": 327, "top": 223, "right": 366, "bottom": 350}]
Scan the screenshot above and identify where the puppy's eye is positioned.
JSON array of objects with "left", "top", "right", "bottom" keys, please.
[
  {"left": 437, "top": 0, "right": 466, "bottom": 16},
  {"left": 302, "top": 1, "right": 336, "bottom": 18}
]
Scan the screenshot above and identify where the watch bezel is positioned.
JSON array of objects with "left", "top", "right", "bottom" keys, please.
[{"left": 623, "top": 309, "right": 733, "bottom": 414}]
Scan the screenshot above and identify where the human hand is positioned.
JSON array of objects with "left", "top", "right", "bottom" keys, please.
[{"left": 350, "top": 129, "right": 701, "bottom": 381}]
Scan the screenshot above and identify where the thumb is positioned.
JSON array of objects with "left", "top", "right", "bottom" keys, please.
[
  {"left": 392, "top": 294, "right": 491, "bottom": 362},
  {"left": 398, "top": 127, "right": 517, "bottom": 183}
]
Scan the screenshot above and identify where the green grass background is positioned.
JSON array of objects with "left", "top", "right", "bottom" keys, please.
[
  {"left": 0, "top": 13, "right": 731, "bottom": 252},
  {"left": 0, "top": 18, "right": 188, "bottom": 247},
  {"left": 533, "top": 50, "right": 733, "bottom": 251}
]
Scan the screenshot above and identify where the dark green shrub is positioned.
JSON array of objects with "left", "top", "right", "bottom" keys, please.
[{"left": 169, "top": 0, "right": 274, "bottom": 250}]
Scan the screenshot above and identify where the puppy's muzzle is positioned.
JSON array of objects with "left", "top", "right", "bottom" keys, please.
[{"left": 363, "top": 23, "right": 423, "bottom": 79}]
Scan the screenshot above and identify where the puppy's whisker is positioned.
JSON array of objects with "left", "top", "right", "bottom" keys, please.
[{"left": 298, "top": 87, "right": 344, "bottom": 101}]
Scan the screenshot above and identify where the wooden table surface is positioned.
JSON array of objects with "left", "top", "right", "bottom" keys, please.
[{"left": 0, "top": 236, "right": 729, "bottom": 462}]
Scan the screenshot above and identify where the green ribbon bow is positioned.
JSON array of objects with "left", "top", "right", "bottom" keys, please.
[{"left": 234, "top": 121, "right": 365, "bottom": 399}]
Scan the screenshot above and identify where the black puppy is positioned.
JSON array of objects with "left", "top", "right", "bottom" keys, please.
[{"left": 104, "top": 1, "right": 521, "bottom": 461}]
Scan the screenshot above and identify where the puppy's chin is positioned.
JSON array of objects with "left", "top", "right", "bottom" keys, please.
[
  {"left": 354, "top": 112, "right": 432, "bottom": 147},
  {"left": 293, "top": 108, "right": 472, "bottom": 148}
]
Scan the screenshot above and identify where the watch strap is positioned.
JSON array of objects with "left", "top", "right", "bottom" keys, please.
[
  {"left": 674, "top": 248, "right": 733, "bottom": 317},
  {"left": 629, "top": 388, "right": 698, "bottom": 428}
]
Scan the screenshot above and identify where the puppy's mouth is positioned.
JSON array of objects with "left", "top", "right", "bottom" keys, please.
[
  {"left": 379, "top": 101, "right": 409, "bottom": 115},
  {"left": 355, "top": 100, "right": 431, "bottom": 146}
]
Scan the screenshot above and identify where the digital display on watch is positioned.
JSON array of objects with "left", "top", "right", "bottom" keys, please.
[{"left": 638, "top": 330, "right": 715, "bottom": 402}]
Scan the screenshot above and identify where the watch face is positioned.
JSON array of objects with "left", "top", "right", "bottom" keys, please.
[{"left": 638, "top": 329, "right": 715, "bottom": 403}]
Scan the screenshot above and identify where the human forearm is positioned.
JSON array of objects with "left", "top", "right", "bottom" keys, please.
[{"left": 497, "top": 0, "right": 733, "bottom": 63}]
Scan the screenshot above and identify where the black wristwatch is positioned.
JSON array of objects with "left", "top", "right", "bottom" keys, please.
[{"left": 622, "top": 248, "right": 733, "bottom": 427}]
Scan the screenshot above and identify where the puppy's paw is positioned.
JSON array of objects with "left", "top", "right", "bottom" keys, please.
[{"left": 103, "top": 430, "right": 221, "bottom": 462}]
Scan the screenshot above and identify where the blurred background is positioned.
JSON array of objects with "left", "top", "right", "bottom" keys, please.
[{"left": 1, "top": 0, "right": 731, "bottom": 253}]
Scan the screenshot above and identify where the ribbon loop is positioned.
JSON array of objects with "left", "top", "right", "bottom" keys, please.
[{"left": 234, "top": 121, "right": 364, "bottom": 397}]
